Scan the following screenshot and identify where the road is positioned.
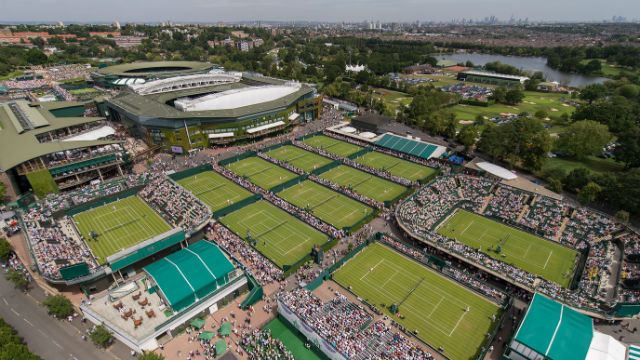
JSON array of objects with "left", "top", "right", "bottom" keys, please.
[{"left": 0, "top": 274, "right": 115, "bottom": 360}]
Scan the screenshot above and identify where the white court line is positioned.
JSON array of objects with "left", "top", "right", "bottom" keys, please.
[
  {"left": 426, "top": 297, "right": 444, "bottom": 318},
  {"left": 381, "top": 269, "right": 399, "bottom": 287},
  {"left": 449, "top": 310, "right": 467, "bottom": 336},
  {"left": 543, "top": 250, "right": 554, "bottom": 269},
  {"left": 361, "top": 259, "right": 384, "bottom": 281},
  {"left": 461, "top": 220, "right": 474, "bottom": 236}
]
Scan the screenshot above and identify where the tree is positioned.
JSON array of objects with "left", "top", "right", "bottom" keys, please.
[
  {"left": 615, "top": 125, "right": 640, "bottom": 169},
  {"left": 579, "top": 83, "right": 607, "bottom": 104},
  {"left": 24, "top": 48, "right": 47, "bottom": 65},
  {"left": 583, "top": 59, "right": 602, "bottom": 74},
  {"left": 42, "top": 294, "right": 74, "bottom": 318},
  {"left": 615, "top": 210, "right": 630, "bottom": 224},
  {"left": 504, "top": 89, "right": 525, "bottom": 105},
  {"left": 0, "top": 238, "right": 11, "bottom": 260},
  {"left": 0, "top": 342, "right": 39, "bottom": 360},
  {"left": 0, "top": 181, "right": 6, "bottom": 204},
  {"left": 138, "top": 351, "right": 165, "bottom": 360},
  {"left": 556, "top": 120, "right": 611, "bottom": 159},
  {"left": 578, "top": 182, "right": 601, "bottom": 205},
  {"left": 456, "top": 125, "right": 479, "bottom": 152},
  {"left": 534, "top": 109, "right": 548, "bottom": 120},
  {"left": 564, "top": 168, "right": 592, "bottom": 192},
  {"left": 5, "top": 270, "right": 28, "bottom": 291},
  {"left": 490, "top": 86, "right": 507, "bottom": 103},
  {"left": 90, "top": 324, "right": 112, "bottom": 348},
  {"left": 546, "top": 178, "right": 563, "bottom": 194}
]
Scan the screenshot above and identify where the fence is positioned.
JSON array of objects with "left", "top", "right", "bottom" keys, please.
[
  {"left": 217, "top": 151, "right": 257, "bottom": 166},
  {"left": 310, "top": 159, "right": 343, "bottom": 175},
  {"left": 65, "top": 188, "right": 140, "bottom": 216},
  {"left": 346, "top": 147, "right": 373, "bottom": 160},
  {"left": 167, "top": 164, "right": 213, "bottom": 181},
  {"left": 260, "top": 140, "right": 292, "bottom": 153},
  {"left": 296, "top": 131, "right": 322, "bottom": 141},
  {"left": 270, "top": 174, "right": 308, "bottom": 193},
  {"left": 240, "top": 275, "right": 263, "bottom": 310}
]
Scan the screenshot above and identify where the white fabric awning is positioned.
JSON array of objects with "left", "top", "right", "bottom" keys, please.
[
  {"left": 208, "top": 132, "right": 234, "bottom": 139},
  {"left": 62, "top": 126, "right": 116, "bottom": 142},
  {"left": 585, "top": 331, "right": 626, "bottom": 360},
  {"left": 360, "top": 132, "right": 377, "bottom": 139},
  {"left": 246, "top": 121, "right": 285, "bottom": 134},
  {"left": 476, "top": 162, "right": 518, "bottom": 180},
  {"left": 288, "top": 112, "right": 300, "bottom": 121},
  {"left": 341, "top": 126, "right": 356, "bottom": 133}
]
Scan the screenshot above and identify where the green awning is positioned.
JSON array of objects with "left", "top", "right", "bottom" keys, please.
[
  {"left": 219, "top": 322, "right": 232, "bottom": 336},
  {"left": 190, "top": 318, "right": 206, "bottom": 329},
  {"left": 215, "top": 340, "right": 227, "bottom": 356},
  {"left": 49, "top": 154, "right": 117, "bottom": 176},
  {"left": 198, "top": 331, "right": 215, "bottom": 340}
]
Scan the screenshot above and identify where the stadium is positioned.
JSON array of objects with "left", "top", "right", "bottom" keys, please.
[
  {"left": 103, "top": 67, "right": 321, "bottom": 152},
  {"left": 90, "top": 61, "right": 218, "bottom": 88}
]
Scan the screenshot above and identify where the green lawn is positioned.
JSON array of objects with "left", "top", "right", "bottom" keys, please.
[
  {"left": 278, "top": 180, "right": 373, "bottom": 229},
  {"left": 220, "top": 201, "right": 328, "bottom": 268},
  {"left": 265, "top": 145, "right": 333, "bottom": 172},
  {"left": 353, "top": 151, "right": 436, "bottom": 182},
  {"left": 226, "top": 157, "right": 298, "bottom": 190},
  {"left": 334, "top": 242, "right": 501, "bottom": 360},
  {"left": 437, "top": 210, "right": 579, "bottom": 287},
  {"left": 74, "top": 196, "right": 171, "bottom": 263},
  {"left": 300, "top": 135, "right": 363, "bottom": 157},
  {"left": 542, "top": 156, "right": 624, "bottom": 176},
  {"left": 319, "top": 165, "right": 407, "bottom": 202},
  {"left": 264, "top": 318, "right": 323, "bottom": 360},
  {"left": 177, "top": 171, "right": 252, "bottom": 211},
  {"left": 452, "top": 91, "right": 574, "bottom": 123}
]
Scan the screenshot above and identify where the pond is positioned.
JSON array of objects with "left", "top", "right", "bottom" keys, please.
[{"left": 437, "top": 53, "right": 609, "bottom": 87}]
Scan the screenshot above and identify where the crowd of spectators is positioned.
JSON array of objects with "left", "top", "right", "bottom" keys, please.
[
  {"left": 484, "top": 185, "right": 528, "bottom": 223},
  {"left": 622, "top": 262, "right": 640, "bottom": 281},
  {"left": 622, "top": 234, "right": 640, "bottom": 258},
  {"left": 397, "top": 176, "right": 460, "bottom": 230},
  {"left": 139, "top": 177, "right": 210, "bottom": 234},
  {"left": 279, "top": 289, "right": 373, "bottom": 359},
  {"left": 578, "top": 242, "right": 611, "bottom": 299},
  {"left": 359, "top": 321, "right": 434, "bottom": 360},
  {"left": 241, "top": 328, "right": 294, "bottom": 360},
  {"left": 208, "top": 223, "right": 283, "bottom": 286},
  {"left": 560, "top": 209, "right": 620, "bottom": 246},
  {"left": 520, "top": 196, "right": 566, "bottom": 241}
]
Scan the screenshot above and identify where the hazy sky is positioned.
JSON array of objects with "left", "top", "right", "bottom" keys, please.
[{"left": 1, "top": 0, "right": 639, "bottom": 23}]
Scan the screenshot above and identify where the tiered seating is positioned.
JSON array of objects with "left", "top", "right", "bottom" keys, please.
[
  {"left": 520, "top": 195, "right": 566, "bottom": 240},
  {"left": 484, "top": 185, "right": 527, "bottom": 223},
  {"left": 578, "top": 242, "right": 609, "bottom": 298},
  {"left": 560, "top": 209, "right": 619, "bottom": 247}
]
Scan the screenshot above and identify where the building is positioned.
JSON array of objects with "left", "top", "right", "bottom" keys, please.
[
  {"left": 350, "top": 112, "right": 393, "bottom": 132},
  {"left": 81, "top": 240, "right": 249, "bottom": 352},
  {"left": 505, "top": 294, "right": 626, "bottom": 360},
  {"left": 230, "top": 30, "right": 249, "bottom": 39},
  {"left": 105, "top": 71, "right": 320, "bottom": 152},
  {"left": 0, "top": 100, "right": 125, "bottom": 195},
  {"left": 457, "top": 70, "right": 529, "bottom": 86},
  {"left": 90, "top": 61, "right": 217, "bottom": 88},
  {"left": 403, "top": 64, "right": 436, "bottom": 74},
  {"left": 236, "top": 40, "right": 252, "bottom": 52}
]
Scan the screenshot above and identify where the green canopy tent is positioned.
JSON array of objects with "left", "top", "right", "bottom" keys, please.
[
  {"left": 215, "top": 340, "right": 227, "bottom": 356},
  {"left": 218, "top": 322, "right": 232, "bottom": 336},
  {"left": 190, "top": 318, "right": 206, "bottom": 329},
  {"left": 198, "top": 331, "right": 215, "bottom": 341}
]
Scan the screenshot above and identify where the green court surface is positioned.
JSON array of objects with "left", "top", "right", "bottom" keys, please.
[
  {"left": 226, "top": 157, "right": 297, "bottom": 190},
  {"left": 319, "top": 165, "right": 408, "bottom": 202},
  {"left": 300, "top": 134, "right": 363, "bottom": 157},
  {"left": 74, "top": 196, "right": 171, "bottom": 263},
  {"left": 177, "top": 171, "right": 252, "bottom": 211},
  {"left": 334, "top": 242, "right": 501, "bottom": 360},
  {"left": 220, "top": 201, "right": 328, "bottom": 268},
  {"left": 278, "top": 180, "right": 373, "bottom": 229},
  {"left": 265, "top": 145, "right": 333, "bottom": 172},
  {"left": 353, "top": 151, "right": 436, "bottom": 182},
  {"left": 264, "top": 318, "right": 323, "bottom": 360},
  {"left": 437, "top": 210, "right": 578, "bottom": 287}
]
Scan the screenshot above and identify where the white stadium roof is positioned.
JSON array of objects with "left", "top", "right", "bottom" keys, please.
[
  {"left": 246, "top": 121, "right": 285, "bottom": 134},
  {"left": 62, "top": 126, "right": 116, "bottom": 142},
  {"left": 174, "top": 84, "right": 301, "bottom": 112},
  {"left": 476, "top": 162, "right": 518, "bottom": 180}
]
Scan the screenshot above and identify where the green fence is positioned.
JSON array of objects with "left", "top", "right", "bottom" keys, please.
[
  {"left": 383, "top": 187, "right": 415, "bottom": 207},
  {"left": 240, "top": 275, "right": 263, "bottom": 310},
  {"left": 213, "top": 194, "right": 263, "bottom": 218},
  {"left": 296, "top": 131, "right": 322, "bottom": 141},
  {"left": 614, "top": 304, "right": 640, "bottom": 317},
  {"left": 270, "top": 174, "right": 308, "bottom": 193},
  {"left": 218, "top": 151, "right": 257, "bottom": 166},
  {"left": 168, "top": 164, "right": 213, "bottom": 181},
  {"left": 346, "top": 147, "right": 373, "bottom": 160},
  {"left": 343, "top": 209, "right": 380, "bottom": 234},
  {"left": 310, "top": 159, "right": 342, "bottom": 175},
  {"left": 419, "top": 166, "right": 441, "bottom": 184},
  {"left": 65, "top": 188, "right": 140, "bottom": 216}
]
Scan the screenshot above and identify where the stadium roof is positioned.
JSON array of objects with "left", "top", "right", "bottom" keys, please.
[
  {"left": 143, "top": 241, "right": 236, "bottom": 312},
  {"left": 374, "top": 133, "right": 446, "bottom": 160},
  {"left": 96, "top": 61, "right": 214, "bottom": 78},
  {"left": 461, "top": 70, "right": 530, "bottom": 82},
  {"left": 512, "top": 294, "right": 593, "bottom": 360},
  {"left": 585, "top": 331, "right": 626, "bottom": 360},
  {"left": 0, "top": 101, "right": 117, "bottom": 170},
  {"left": 175, "top": 84, "right": 302, "bottom": 112},
  {"left": 476, "top": 162, "right": 518, "bottom": 180}
]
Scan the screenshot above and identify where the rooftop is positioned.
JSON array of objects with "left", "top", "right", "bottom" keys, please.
[
  {"left": 175, "top": 84, "right": 302, "bottom": 112},
  {"left": 462, "top": 70, "right": 530, "bottom": 82},
  {"left": 96, "top": 61, "right": 215, "bottom": 78}
]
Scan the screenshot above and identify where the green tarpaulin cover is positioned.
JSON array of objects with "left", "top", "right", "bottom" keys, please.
[
  {"left": 190, "top": 318, "right": 205, "bottom": 329},
  {"left": 219, "top": 322, "right": 232, "bottom": 336},
  {"left": 215, "top": 340, "right": 227, "bottom": 356},
  {"left": 198, "top": 331, "right": 215, "bottom": 340}
]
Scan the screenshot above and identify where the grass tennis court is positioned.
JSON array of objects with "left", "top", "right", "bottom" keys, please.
[
  {"left": 220, "top": 201, "right": 328, "bottom": 268},
  {"left": 353, "top": 151, "right": 436, "bottom": 182},
  {"left": 177, "top": 171, "right": 252, "bottom": 211},
  {"left": 265, "top": 145, "right": 333, "bottom": 172},
  {"left": 226, "top": 157, "right": 297, "bottom": 190},
  {"left": 264, "top": 318, "right": 323, "bottom": 360},
  {"left": 300, "top": 134, "right": 363, "bottom": 157},
  {"left": 74, "top": 196, "right": 171, "bottom": 263},
  {"left": 319, "top": 165, "right": 408, "bottom": 202},
  {"left": 278, "top": 180, "right": 373, "bottom": 229},
  {"left": 334, "top": 242, "right": 500, "bottom": 360},
  {"left": 437, "top": 210, "right": 579, "bottom": 287}
]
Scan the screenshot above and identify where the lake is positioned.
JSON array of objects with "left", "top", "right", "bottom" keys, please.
[{"left": 437, "top": 53, "right": 608, "bottom": 87}]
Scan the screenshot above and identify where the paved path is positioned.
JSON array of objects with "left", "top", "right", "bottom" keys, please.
[{"left": 0, "top": 274, "right": 116, "bottom": 360}]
